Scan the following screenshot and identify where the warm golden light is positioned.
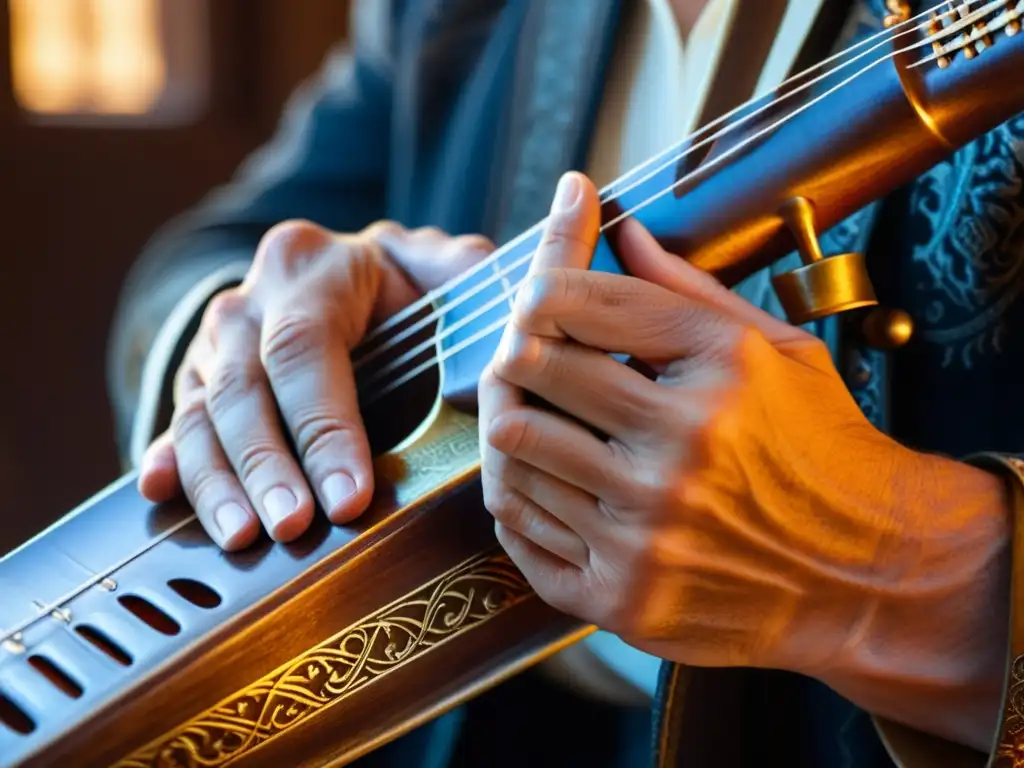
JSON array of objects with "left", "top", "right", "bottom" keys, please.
[
  {"left": 90, "top": 0, "right": 166, "bottom": 114},
  {"left": 9, "top": 0, "right": 167, "bottom": 116},
  {"left": 9, "top": 0, "right": 86, "bottom": 114}
]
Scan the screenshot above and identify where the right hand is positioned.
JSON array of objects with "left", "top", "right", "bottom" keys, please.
[{"left": 137, "top": 220, "right": 492, "bottom": 550}]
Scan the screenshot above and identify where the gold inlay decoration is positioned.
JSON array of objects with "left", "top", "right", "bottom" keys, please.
[
  {"left": 995, "top": 654, "right": 1024, "bottom": 766},
  {"left": 112, "top": 551, "right": 532, "bottom": 768}
]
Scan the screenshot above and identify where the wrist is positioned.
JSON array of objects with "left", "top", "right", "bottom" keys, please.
[{"left": 820, "top": 448, "right": 1012, "bottom": 749}]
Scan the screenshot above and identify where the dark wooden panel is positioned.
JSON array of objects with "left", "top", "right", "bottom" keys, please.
[{"left": 0, "top": 0, "right": 351, "bottom": 553}]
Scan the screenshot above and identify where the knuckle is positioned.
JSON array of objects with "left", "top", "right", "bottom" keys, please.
[
  {"left": 412, "top": 225, "right": 446, "bottom": 241},
  {"left": 541, "top": 215, "right": 592, "bottom": 251},
  {"left": 204, "top": 289, "right": 248, "bottom": 327},
  {"left": 234, "top": 440, "right": 281, "bottom": 484},
  {"left": 627, "top": 468, "right": 677, "bottom": 511},
  {"left": 450, "top": 234, "right": 495, "bottom": 255},
  {"left": 498, "top": 335, "right": 551, "bottom": 381},
  {"left": 518, "top": 268, "right": 570, "bottom": 320},
  {"left": 362, "top": 219, "right": 407, "bottom": 241},
  {"left": 205, "top": 357, "right": 265, "bottom": 418},
  {"left": 616, "top": 383, "right": 666, "bottom": 433},
  {"left": 485, "top": 486, "right": 530, "bottom": 530},
  {"left": 261, "top": 312, "right": 329, "bottom": 373},
  {"left": 719, "top": 325, "right": 765, "bottom": 372},
  {"left": 254, "top": 219, "right": 332, "bottom": 274},
  {"left": 206, "top": 287, "right": 247, "bottom": 317},
  {"left": 188, "top": 465, "right": 228, "bottom": 511},
  {"left": 292, "top": 409, "right": 359, "bottom": 462},
  {"left": 170, "top": 391, "right": 210, "bottom": 442},
  {"left": 200, "top": 289, "right": 250, "bottom": 341},
  {"left": 489, "top": 414, "right": 537, "bottom": 458}
]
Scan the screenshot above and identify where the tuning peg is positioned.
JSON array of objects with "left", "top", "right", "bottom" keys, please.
[{"left": 771, "top": 197, "right": 879, "bottom": 325}]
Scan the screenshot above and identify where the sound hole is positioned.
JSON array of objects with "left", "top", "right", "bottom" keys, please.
[
  {"left": 168, "top": 578, "right": 222, "bottom": 609},
  {"left": 361, "top": 303, "right": 442, "bottom": 456},
  {"left": 0, "top": 691, "right": 34, "bottom": 734},
  {"left": 27, "top": 656, "right": 83, "bottom": 699},
  {"left": 74, "top": 625, "right": 133, "bottom": 666},
  {"left": 117, "top": 595, "right": 181, "bottom": 636}
]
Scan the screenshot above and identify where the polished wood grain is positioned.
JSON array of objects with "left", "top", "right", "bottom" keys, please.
[{"left": 2, "top": 12, "right": 1023, "bottom": 767}]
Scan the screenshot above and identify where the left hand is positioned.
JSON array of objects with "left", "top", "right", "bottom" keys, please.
[{"left": 477, "top": 172, "right": 1002, "bottom": 681}]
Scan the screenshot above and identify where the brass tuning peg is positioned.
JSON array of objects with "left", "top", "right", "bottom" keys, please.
[{"left": 771, "top": 197, "right": 879, "bottom": 325}]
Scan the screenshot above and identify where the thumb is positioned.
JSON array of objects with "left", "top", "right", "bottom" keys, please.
[
  {"left": 616, "top": 216, "right": 807, "bottom": 343},
  {"left": 532, "top": 172, "right": 602, "bottom": 272},
  {"left": 513, "top": 172, "right": 601, "bottom": 338}
]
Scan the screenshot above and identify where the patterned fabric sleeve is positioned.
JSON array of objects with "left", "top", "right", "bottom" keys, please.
[{"left": 873, "top": 453, "right": 1024, "bottom": 768}]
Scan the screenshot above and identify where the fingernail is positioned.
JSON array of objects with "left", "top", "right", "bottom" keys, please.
[
  {"left": 322, "top": 473, "right": 357, "bottom": 512},
  {"left": 263, "top": 487, "right": 298, "bottom": 527},
  {"left": 552, "top": 173, "right": 581, "bottom": 213},
  {"left": 214, "top": 503, "right": 250, "bottom": 543}
]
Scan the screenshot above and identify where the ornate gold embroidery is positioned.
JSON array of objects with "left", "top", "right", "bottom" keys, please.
[
  {"left": 995, "top": 455, "right": 1024, "bottom": 766},
  {"left": 113, "top": 552, "right": 532, "bottom": 768},
  {"left": 995, "top": 656, "right": 1024, "bottom": 766}
]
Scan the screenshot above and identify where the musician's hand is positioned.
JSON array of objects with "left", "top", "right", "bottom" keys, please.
[
  {"left": 479, "top": 173, "right": 1011, "bottom": 750},
  {"left": 138, "top": 222, "right": 491, "bottom": 550}
]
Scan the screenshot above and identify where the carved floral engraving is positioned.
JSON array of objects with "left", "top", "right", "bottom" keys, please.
[
  {"left": 995, "top": 456, "right": 1024, "bottom": 766},
  {"left": 114, "top": 552, "right": 531, "bottom": 768}
]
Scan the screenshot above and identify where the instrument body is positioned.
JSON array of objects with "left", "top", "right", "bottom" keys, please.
[{"left": 3, "top": 11, "right": 1024, "bottom": 767}]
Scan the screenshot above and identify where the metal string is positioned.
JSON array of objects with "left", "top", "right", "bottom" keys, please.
[
  {"left": 0, "top": 0, "right": 1001, "bottom": 647},
  {"left": 351, "top": 3, "right": 966, "bottom": 392},
  {"left": 348, "top": 1, "right": 955, "bottom": 365}
]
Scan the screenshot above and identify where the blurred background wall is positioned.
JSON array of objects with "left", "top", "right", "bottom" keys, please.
[{"left": 0, "top": 0, "right": 351, "bottom": 552}]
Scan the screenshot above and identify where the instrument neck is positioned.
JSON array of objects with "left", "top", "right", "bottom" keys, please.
[{"left": 433, "top": 8, "right": 1024, "bottom": 410}]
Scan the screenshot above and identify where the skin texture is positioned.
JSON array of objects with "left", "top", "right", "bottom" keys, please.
[
  {"left": 140, "top": 171, "right": 1012, "bottom": 754},
  {"left": 138, "top": 221, "right": 491, "bottom": 549},
  {"left": 477, "top": 172, "right": 1012, "bottom": 752}
]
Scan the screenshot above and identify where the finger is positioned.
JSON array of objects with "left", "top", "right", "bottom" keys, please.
[
  {"left": 490, "top": 455, "right": 608, "bottom": 559},
  {"left": 205, "top": 294, "right": 317, "bottom": 541},
  {"left": 261, "top": 295, "right": 374, "bottom": 525},
  {"left": 479, "top": 374, "right": 589, "bottom": 567},
  {"left": 485, "top": 402, "right": 642, "bottom": 510},
  {"left": 511, "top": 266, "right": 745, "bottom": 364},
  {"left": 512, "top": 218, "right": 811, "bottom": 362},
  {"left": 481, "top": 459, "right": 590, "bottom": 568},
  {"left": 493, "top": 330, "right": 667, "bottom": 442},
  {"left": 533, "top": 172, "right": 602, "bottom": 272},
  {"left": 479, "top": 365, "right": 591, "bottom": 560},
  {"left": 171, "top": 390, "right": 261, "bottom": 551},
  {"left": 488, "top": 171, "right": 600, "bottom": 381},
  {"left": 508, "top": 172, "right": 603, "bottom": 337},
  {"left": 494, "top": 523, "right": 585, "bottom": 617},
  {"left": 370, "top": 223, "right": 496, "bottom": 315},
  {"left": 138, "top": 431, "right": 181, "bottom": 502},
  {"left": 615, "top": 217, "right": 809, "bottom": 344}
]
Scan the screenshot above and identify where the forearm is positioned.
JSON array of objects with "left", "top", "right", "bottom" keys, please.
[{"left": 820, "top": 452, "right": 1014, "bottom": 753}]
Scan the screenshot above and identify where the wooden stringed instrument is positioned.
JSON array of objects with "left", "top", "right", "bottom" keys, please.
[{"left": 3, "top": 2, "right": 1024, "bottom": 765}]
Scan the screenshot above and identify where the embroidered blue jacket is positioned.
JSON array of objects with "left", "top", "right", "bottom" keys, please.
[{"left": 107, "top": 1, "right": 1024, "bottom": 765}]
